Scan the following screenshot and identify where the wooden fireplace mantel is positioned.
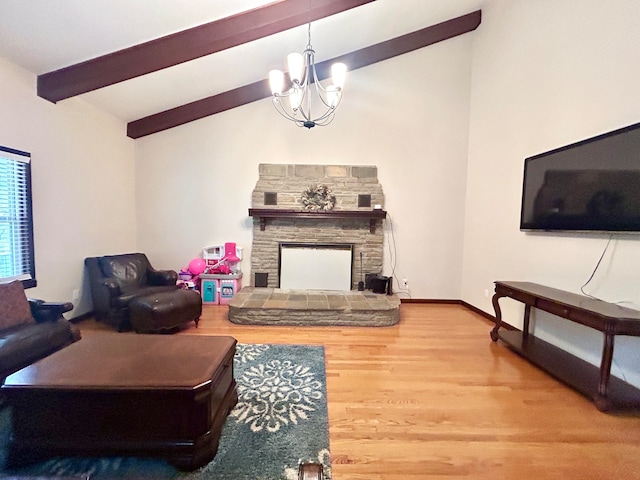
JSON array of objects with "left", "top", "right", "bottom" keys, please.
[{"left": 248, "top": 208, "right": 387, "bottom": 233}]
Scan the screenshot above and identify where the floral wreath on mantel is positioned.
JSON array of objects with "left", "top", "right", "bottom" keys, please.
[{"left": 300, "top": 184, "right": 336, "bottom": 211}]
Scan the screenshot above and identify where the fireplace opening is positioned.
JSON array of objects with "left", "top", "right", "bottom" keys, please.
[{"left": 279, "top": 243, "right": 353, "bottom": 291}]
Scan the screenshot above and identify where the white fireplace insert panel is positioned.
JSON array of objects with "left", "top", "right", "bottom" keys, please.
[{"left": 279, "top": 244, "right": 353, "bottom": 291}]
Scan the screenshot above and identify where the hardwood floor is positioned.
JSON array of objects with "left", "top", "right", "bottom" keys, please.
[{"left": 77, "top": 303, "right": 640, "bottom": 479}]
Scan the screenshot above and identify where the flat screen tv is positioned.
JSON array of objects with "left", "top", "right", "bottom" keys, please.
[{"left": 520, "top": 121, "right": 640, "bottom": 233}]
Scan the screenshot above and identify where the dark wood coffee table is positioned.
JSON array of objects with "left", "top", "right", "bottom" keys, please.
[{"left": 1, "top": 333, "right": 238, "bottom": 471}]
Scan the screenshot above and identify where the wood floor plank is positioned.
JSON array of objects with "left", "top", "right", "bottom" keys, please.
[{"left": 77, "top": 303, "right": 640, "bottom": 479}]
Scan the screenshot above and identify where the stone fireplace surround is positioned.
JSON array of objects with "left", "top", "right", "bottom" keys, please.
[{"left": 249, "top": 164, "right": 385, "bottom": 290}]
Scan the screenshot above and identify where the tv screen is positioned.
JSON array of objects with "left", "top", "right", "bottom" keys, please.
[{"left": 520, "top": 122, "right": 640, "bottom": 233}]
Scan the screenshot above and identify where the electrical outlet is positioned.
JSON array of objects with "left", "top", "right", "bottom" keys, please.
[
  {"left": 484, "top": 289, "right": 489, "bottom": 298},
  {"left": 402, "top": 278, "right": 408, "bottom": 288},
  {"left": 72, "top": 289, "right": 79, "bottom": 301}
]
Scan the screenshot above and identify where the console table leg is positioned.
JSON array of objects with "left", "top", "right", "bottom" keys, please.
[
  {"left": 523, "top": 305, "right": 531, "bottom": 339},
  {"left": 490, "top": 293, "right": 504, "bottom": 342},
  {"left": 595, "top": 333, "right": 615, "bottom": 411}
]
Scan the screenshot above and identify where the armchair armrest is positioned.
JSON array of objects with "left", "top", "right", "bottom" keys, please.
[
  {"left": 100, "top": 278, "right": 121, "bottom": 297},
  {"left": 28, "top": 298, "right": 74, "bottom": 323},
  {"left": 148, "top": 268, "right": 178, "bottom": 286}
]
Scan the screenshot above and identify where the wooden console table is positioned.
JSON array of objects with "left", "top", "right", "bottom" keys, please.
[{"left": 490, "top": 281, "right": 640, "bottom": 412}]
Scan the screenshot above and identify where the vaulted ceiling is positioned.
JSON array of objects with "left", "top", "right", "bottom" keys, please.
[{"left": 0, "top": 0, "right": 485, "bottom": 138}]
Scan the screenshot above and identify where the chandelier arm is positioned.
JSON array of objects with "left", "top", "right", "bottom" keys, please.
[
  {"left": 272, "top": 95, "right": 315, "bottom": 126},
  {"left": 308, "top": 60, "right": 336, "bottom": 94},
  {"left": 279, "top": 73, "right": 315, "bottom": 124},
  {"left": 308, "top": 105, "right": 336, "bottom": 124},
  {"left": 272, "top": 101, "right": 307, "bottom": 127},
  {"left": 294, "top": 96, "right": 313, "bottom": 124},
  {"left": 310, "top": 78, "right": 342, "bottom": 110},
  {"left": 318, "top": 116, "right": 335, "bottom": 126},
  {"left": 312, "top": 112, "right": 336, "bottom": 127},
  {"left": 306, "top": 81, "right": 340, "bottom": 122},
  {"left": 271, "top": 97, "right": 299, "bottom": 122},
  {"left": 275, "top": 84, "right": 340, "bottom": 125},
  {"left": 306, "top": 59, "right": 343, "bottom": 113}
]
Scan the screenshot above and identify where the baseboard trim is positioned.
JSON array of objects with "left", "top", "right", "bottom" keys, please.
[
  {"left": 460, "top": 300, "right": 495, "bottom": 323},
  {"left": 460, "top": 301, "right": 517, "bottom": 330},
  {"left": 400, "top": 298, "right": 461, "bottom": 304}
]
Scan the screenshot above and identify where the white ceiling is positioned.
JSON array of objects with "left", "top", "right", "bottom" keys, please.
[{"left": 0, "top": 0, "right": 486, "bottom": 123}]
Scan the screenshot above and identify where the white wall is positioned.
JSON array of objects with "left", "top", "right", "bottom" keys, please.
[
  {"left": 135, "top": 34, "right": 474, "bottom": 300},
  {"left": 463, "top": 0, "right": 640, "bottom": 385},
  {"left": 0, "top": 57, "right": 137, "bottom": 314}
]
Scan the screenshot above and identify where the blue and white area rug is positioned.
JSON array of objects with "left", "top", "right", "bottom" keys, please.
[{"left": 0, "top": 343, "right": 331, "bottom": 479}]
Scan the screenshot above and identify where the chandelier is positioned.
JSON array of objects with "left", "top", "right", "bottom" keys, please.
[{"left": 268, "top": 22, "right": 347, "bottom": 129}]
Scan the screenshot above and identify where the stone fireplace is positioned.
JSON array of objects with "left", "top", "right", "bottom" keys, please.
[{"left": 249, "top": 164, "right": 386, "bottom": 290}]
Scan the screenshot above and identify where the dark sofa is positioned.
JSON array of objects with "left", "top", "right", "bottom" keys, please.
[
  {"left": 0, "top": 281, "right": 80, "bottom": 383},
  {"left": 85, "top": 253, "right": 179, "bottom": 331}
]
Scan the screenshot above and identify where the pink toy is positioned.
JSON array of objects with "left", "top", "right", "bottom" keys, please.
[
  {"left": 202, "top": 242, "right": 242, "bottom": 274},
  {"left": 188, "top": 258, "right": 206, "bottom": 276},
  {"left": 223, "top": 242, "right": 241, "bottom": 273},
  {"left": 178, "top": 268, "right": 193, "bottom": 281}
]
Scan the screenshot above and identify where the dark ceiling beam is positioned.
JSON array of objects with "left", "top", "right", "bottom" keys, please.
[
  {"left": 37, "top": 0, "right": 376, "bottom": 103},
  {"left": 127, "top": 10, "right": 481, "bottom": 139}
]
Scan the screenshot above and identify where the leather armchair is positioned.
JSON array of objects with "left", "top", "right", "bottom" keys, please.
[{"left": 85, "top": 253, "right": 179, "bottom": 331}]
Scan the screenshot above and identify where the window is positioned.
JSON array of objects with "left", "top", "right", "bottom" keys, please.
[{"left": 0, "top": 146, "right": 36, "bottom": 288}]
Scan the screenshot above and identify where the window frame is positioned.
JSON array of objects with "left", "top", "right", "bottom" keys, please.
[{"left": 0, "top": 145, "right": 36, "bottom": 288}]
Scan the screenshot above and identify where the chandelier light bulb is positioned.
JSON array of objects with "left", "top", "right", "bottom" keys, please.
[
  {"left": 331, "top": 63, "right": 347, "bottom": 90},
  {"left": 287, "top": 52, "right": 304, "bottom": 84},
  {"left": 269, "top": 70, "right": 284, "bottom": 95}
]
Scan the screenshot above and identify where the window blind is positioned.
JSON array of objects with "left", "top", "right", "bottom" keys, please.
[{"left": 0, "top": 146, "right": 36, "bottom": 287}]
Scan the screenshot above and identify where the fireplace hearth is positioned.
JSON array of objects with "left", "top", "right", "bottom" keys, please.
[{"left": 228, "top": 287, "right": 400, "bottom": 326}]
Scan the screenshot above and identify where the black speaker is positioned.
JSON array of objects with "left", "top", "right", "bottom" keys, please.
[
  {"left": 365, "top": 273, "right": 377, "bottom": 290},
  {"left": 368, "top": 275, "right": 392, "bottom": 295}
]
